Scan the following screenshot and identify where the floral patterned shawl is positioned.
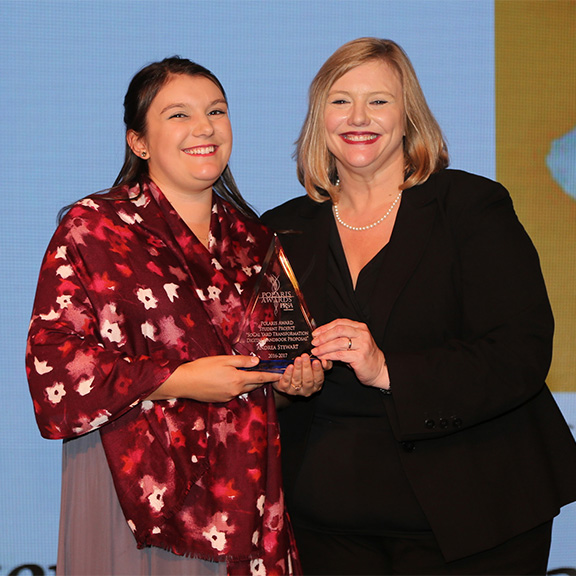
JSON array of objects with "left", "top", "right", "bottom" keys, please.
[{"left": 26, "top": 178, "right": 300, "bottom": 575}]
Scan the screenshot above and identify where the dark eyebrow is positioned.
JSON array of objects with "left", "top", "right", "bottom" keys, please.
[{"left": 160, "top": 98, "right": 227, "bottom": 115}]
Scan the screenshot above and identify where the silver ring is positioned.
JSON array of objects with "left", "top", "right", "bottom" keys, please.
[{"left": 347, "top": 337, "right": 352, "bottom": 350}]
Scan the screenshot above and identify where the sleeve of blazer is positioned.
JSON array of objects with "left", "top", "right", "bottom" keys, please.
[{"left": 384, "top": 173, "right": 555, "bottom": 440}]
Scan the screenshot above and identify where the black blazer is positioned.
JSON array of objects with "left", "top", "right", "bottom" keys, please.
[{"left": 262, "top": 169, "right": 576, "bottom": 562}]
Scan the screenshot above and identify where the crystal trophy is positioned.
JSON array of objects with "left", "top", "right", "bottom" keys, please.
[{"left": 233, "top": 234, "right": 316, "bottom": 373}]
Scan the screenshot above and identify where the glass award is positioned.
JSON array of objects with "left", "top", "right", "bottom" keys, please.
[{"left": 233, "top": 234, "right": 316, "bottom": 373}]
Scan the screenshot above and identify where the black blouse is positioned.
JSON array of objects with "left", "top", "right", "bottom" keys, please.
[{"left": 289, "top": 223, "right": 431, "bottom": 536}]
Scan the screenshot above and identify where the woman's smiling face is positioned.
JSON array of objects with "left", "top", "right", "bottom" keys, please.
[
  {"left": 324, "top": 60, "right": 406, "bottom": 181},
  {"left": 130, "top": 73, "right": 232, "bottom": 197}
]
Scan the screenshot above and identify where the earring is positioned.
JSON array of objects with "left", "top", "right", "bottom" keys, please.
[{"left": 141, "top": 151, "right": 147, "bottom": 158}]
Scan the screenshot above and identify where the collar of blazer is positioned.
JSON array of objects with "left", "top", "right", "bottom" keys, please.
[
  {"left": 370, "top": 178, "right": 438, "bottom": 344},
  {"left": 272, "top": 175, "right": 439, "bottom": 341}
]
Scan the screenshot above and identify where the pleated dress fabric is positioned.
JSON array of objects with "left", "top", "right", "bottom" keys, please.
[{"left": 56, "top": 430, "right": 227, "bottom": 576}]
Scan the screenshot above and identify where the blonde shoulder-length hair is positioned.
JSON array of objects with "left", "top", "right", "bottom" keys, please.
[{"left": 295, "top": 37, "right": 449, "bottom": 202}]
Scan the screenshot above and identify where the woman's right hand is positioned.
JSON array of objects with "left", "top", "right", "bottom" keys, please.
[
  {"left": 147, "top": 355, "right": 282, "bottom": 403},
  {"left": 312, "top": 318, "right": 390, "bottom": 390}
]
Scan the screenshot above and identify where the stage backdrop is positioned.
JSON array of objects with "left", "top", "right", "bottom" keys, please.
[{"left": 0, "top": 1, "right": 574, "bottom": 574}]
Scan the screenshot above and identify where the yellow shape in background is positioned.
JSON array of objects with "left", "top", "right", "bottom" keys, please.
[{"left": 496, "top": 0, "right": 576, "bottom": 391}]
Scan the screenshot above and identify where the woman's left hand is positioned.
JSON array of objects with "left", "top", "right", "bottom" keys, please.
[
  {"left": 273, "top": 353, "right": 327, "bottom": 397},
  {"left": 311, "top": 319, "right": 390, "bottom": 390}
]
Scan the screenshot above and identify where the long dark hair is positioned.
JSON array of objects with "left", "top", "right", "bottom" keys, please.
[
  {"left": 113, "top": 56, "right": 256, "bottom": 218},
  {"left": 59, "top": 57, "right": 256, "bottom": 222}
]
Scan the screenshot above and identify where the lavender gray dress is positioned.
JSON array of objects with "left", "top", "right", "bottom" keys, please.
[{"left": 56, "top": 430, "right": 228, "bottom": 576}]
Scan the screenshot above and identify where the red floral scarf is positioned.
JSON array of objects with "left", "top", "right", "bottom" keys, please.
[{"left": 27, "top": 178, "right": 300, "bottom": 574}]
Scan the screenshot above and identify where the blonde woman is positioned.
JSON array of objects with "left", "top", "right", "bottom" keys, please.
[{"left": 263, "top": 38, "right": 576, "bottom": 575}]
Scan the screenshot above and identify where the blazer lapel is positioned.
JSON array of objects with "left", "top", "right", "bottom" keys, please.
[
  {"left": 273, "top": 184, "right": 439, "bottom": 342},
  {"left": 370, "top": 181, "right": 438, "bottom": 345}
]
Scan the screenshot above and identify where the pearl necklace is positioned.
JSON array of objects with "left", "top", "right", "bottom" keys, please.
[{"left": 333, "top": 190, "right": 403, "bottom": 231}]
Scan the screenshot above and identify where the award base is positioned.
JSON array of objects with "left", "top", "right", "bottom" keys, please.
[
  {"left": 240, "top": 356, "right": 318, "bottom": 374},
  {"left": 240, "top": 359, "right": 295, "bottom": 374}
]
